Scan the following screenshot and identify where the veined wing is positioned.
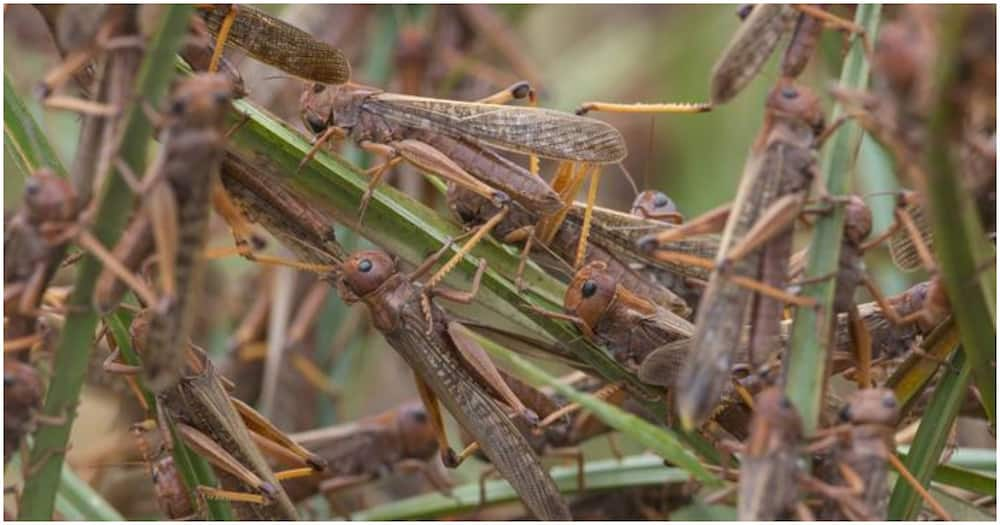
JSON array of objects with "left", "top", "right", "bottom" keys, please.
[
  {"left": 201, "top": 4, "right": 350, "bottom": 85},
  {"left": 366, "top": 93, "right": 627, "bottom": 163},
  {"left": 710, "top": 4, "right": 798, "bottom": 104}
]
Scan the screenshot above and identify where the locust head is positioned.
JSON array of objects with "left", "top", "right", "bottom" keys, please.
[
  {"left": 337, "top": 250, "right": 397, "bottom": 302},
  {"left": 766, "top": 81, "right": 825, "bottom": 137},
  {"left": 167, "top": 73, "right": 233, "bottom": 131},
  {"left": 300, "top": 83, "right": 374, "bottom": 137},
  {"left": 839, "top": 388, "right": 899, "bottom": 427},
  {"left": 746, "top": 387, "right": 803, "bottom": 455},
  {"left": 564, "top": 261, "right": 617, "bottom": 337},
  {"left": 396, "top": 402, "right": 439, "bottom": 459},
  {"left": 631, "top": 190, "right": 683, "bottom": 224},
  {"left": 843, "top": 195, "right": 873, "bottom": 246},
  {"left": 22, "top": 168, "right": 76, "bottom": 226}
]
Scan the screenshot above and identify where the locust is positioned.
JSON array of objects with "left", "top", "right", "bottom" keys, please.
[
  {"left": 647, "top": 81, "right": 825, "bottom": 430},
  {"left": 115, "top": 308, "right": 325, "bottom": 520},
  {"left": 447, "top": 186, "right": 692, "bottom": 315},
  {"left": 334, "top": 249, "right": 572, "bottom": 520},
  {"left": 814, "top": 388, "right": 952, "bottom": 520},
  {"left": 4, "top": 171, "right": 81, "bottom": 349},
  {"left": 709, "top": 4, "right": 869, "bottom": 105},
  {"left": 283, "top": 401, "right": 449, "bottom": 509},
  {"left": 297, "top": 81, "right": 620, "bottom": 209},
  {"left": 736, "top": 387, "right": 807, "bottom": 520},
  {"left": 817, "top": 388, "right": 899, "bottom": 520},
  {"left": 132, "top": 425, "right": 199, "bottom": 520},
  {"left": 532, "top": 260, "right": 694, "bottom": 388},
  {"left": 4, "top": 170, "right": 154, "bottom": 354},
  {"left": 107, "top": 73, "right": 234, "bottom": 394},
  {"left": 4, "top": 360, "right": 45, "bottom": 466}
]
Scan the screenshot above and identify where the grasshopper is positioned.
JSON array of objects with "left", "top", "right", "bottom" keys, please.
[
  {"left": 815, "top": 388, "right": 952, "bottom": 520},
  {"left": 650, "top": 82, "right": 825, "bottom": 429},
  {"left": 118, "top": 308, "right": 324, "bottom": 520},
  {"left": 283, "top": 401, "right": 448, "bottom": 508},
  {"left": 534, "top": 260, "right": 694, "bottom": 388},
  {"left": 4, "top": 170, "right": 154, "bottom": 354},
  {"left": 132, "top": 425, "right": 199, "bottom": 520},
  {"left": 447, "top": 186, "right": 691, "bottom": 315},
  {"left": 817, "top": 388, "right": 899, "bottom": 520},
  {"left": 4, "top": 360, "right": 45, "bottom": 466},
  {"left": 710, "top": 4, "right": 870, "bottom": 105},
  {"left": 736, "top": 387, "right": 807, "bottom": 520},
  {"left": 298, "top": 80, "right": 623, "bottom": 216},
  {"left": 106, "top": 73, "right": 234, "bottom": 394},
  {"left": 334, "top": 249, "right": 572, "bottom": 520}
]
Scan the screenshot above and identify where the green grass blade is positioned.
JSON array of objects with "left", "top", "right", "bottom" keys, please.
[
  {"left": 888, "top": 349, "right": 972, "bottom": 519},
  {"left": 3, "top": 72, "right": 67, "bottom": 178},
  {"left": 54, "top": 464, "right": 125, "bottom": 521},
  {"left": 922, "top": 6, "right": 997, "bottom": 431},
  {"left": 785, "top": 4, "right": 881, "bottom": 434},
  {"left": 352, "top": 454, "right": 690, "bottom": 520},
  {"left": 17, "top": 7, "right": 193, "bottom": 519}
]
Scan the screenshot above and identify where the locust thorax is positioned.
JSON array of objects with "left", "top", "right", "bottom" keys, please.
[
  {"left": 395, "top": 402, "right": 439, "bottom": 459},
  {"left": 631, "top": 190, "right": 683, "bottom": 224},
  {"left": 22, "top": 169, "right": 77, "bottom": 227},
  {"left": 843, "top": 196, "right": 873, "bottom": 246},
  {"left": 839, "top": 388, "right": 899, "bottom": 427},
  {"left": 765, "top": 81, "right": 825, "bottom": 137},
  {"left": 747, "top": 387, "right": 803, "bottom": 454},
  {"left": 167, "top": 74, "right": 233, "bottom": 131},
  {"left": 564, "top": 261, "right": 617, "bottom": 333},
  {"left": 338, "top": 250, "right": 397, "bottom": 300}
]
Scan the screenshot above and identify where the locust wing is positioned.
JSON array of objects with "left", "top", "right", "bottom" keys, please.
[{"left": 366, "top": 94, "right": 627, "bottom": 163}]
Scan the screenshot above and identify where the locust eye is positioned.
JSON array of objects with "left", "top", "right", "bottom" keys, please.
[
  {"left": 839, "top": 405, "right": 852, "bottom": 422},
  {"left": 170, "top": 98, "right": 187, "bottom": 116},
  {"left": 213, "top": 91, "right": 229, "bottom": 105},
  {"left": 24, "top": 178, "right": 41, "bottom": 196},
  {"left": 781, "top": 86, "right": 798, "bottom": 99},
  {"left": 3, "top": 375, "right": 12, "bottom": 387},
  {"left": 581, "top": 280, "right": 598, "bottom": 298},
  {"left": 358, "top": 259, "right": 373, "bottom": 273},
  {"left": 306, "top": 115, "right": 327, "bottom": 134},
  {"left": 653, "top": 193, "right": 670, "bottom": 207},
  {"left": 881, "top": 394, "right": 897, "bottom": 409},
  {"left": 779, "top": 396, "right": 793, "bottom": 410},
  {"left": 411, "top": 410, "right": 427, "bottom": 424},
  {"left": 312, "top": 83, "right": 326, "bottom": 94}
]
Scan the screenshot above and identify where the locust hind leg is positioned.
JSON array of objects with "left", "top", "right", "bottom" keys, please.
[
  {"left": 412, "top": 373, "right": 460, "bottom": 468},
  {"left": 446, "top": 319, "right": 538, "bottom": 425}
]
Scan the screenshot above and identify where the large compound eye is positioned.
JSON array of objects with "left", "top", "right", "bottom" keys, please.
[
  {"left": 170, "top": 97, "right": 187, "bottom": 116},
  {"left": 358, "top": 259, "right": 373, "bottom": 273},
  {"left": 839, "top": 405, "right": 852, "bottom": 422},
  {"left": 24, "top": 178, "right": 41, "bottom": 197},
  {"left": 213, "top": 91, "right": 230, "bottom": 106},
  {"left": 305, "top": 115, "right": 327, "bottom": 134},
  {"left": 881, "top": 393, "right": 898, "bottom": 409},
  {"left": 581, "top": 280, "right": 598, "bottom": 298},
  {"left": 653, "top": 193, "right": 670, "bottom": 208},
  {"left": 781, "top": 86, "right": 799, "bottom": 99}
]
